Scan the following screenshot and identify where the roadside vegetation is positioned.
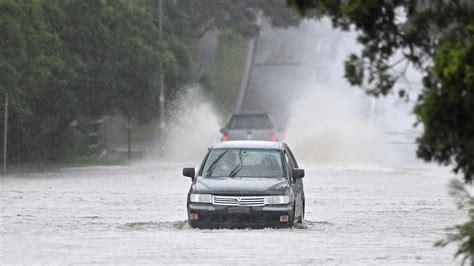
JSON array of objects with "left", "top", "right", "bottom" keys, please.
[{"left": 0, "top": 0, "right": 299, "bottom": 168}]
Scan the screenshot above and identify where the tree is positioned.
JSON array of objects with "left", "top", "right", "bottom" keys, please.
[
  {"left": 1, "top": 0, "right": 193, "bottom": 162},
  {"left": 287, "top": 0, "right": 474, "bottom": 182},
  {"left": 150, "top": 0, "right": 301, "bottom": 40},
  {"left": 49, "top": 0, "right": 165, "bottom": 121},
  {"left": 0, "top": 0, "right": 78, "bottom": 161}
]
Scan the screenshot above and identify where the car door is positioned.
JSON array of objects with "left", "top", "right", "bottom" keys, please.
[{"left": 283, "top": 146, "right": 304, "bottom": 217}]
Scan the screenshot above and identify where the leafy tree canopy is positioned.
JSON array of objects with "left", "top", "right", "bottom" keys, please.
[{"left": 0, "top": 0, "right": 188, "bottom": 161}]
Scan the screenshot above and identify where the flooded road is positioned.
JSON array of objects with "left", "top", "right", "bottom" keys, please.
[{"left": 1, "top": 160, "right": 462, "bottom": 264}]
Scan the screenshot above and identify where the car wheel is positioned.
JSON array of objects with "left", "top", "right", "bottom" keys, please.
[
  {"left": 297, "top": 200, "right": 305, "bottom": 223},
  {"left": 288, "top": 204, "right": 296, "bottom": 228},
  {"left": 189, "top": 221, "right": 201, "bottom": 229}
]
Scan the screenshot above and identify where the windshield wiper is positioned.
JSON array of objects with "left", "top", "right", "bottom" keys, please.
[
  {"left": 229, "top": 150, "right": 243, "bottom": 177},
  {"left": 206, "top": 150, "right": 229, "bottom": 177}
]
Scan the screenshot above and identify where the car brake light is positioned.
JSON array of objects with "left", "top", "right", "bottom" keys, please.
[
  {"left": 270, "top": 133, "right": 277, "bottom": 141},
  {"left": 222, "top": 134, "right": 229, "bottom": 141}
]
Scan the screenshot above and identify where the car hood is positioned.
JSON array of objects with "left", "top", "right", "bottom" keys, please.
[{"left": 193, "top": 176, "right": 289, "bottom": 195}]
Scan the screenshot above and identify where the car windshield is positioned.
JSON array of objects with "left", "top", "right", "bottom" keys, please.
[
  {"left": 228, "top": 114, "right": 273, "bottom": 130},
  {"left": 202, "top": 148, "right": 285, "bottom": 178}
]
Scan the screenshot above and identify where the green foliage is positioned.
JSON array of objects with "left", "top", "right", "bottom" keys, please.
[
  {"left": 435, "top": 179, "right": 474, "bottom": 265},
  {"left": 1, "top": 0, "right": 77, "bottom": 161},
  {"left": 416, "top": 38, "right": 474, "bottom": 181},
  {"left": 163, "top": 37, "right": 193, "bottom": 104},
  {"left": 0, "top": 0, "right": 191, "bottom": 162},
  {"left": 155, "top": 0, "right": 300, "bottom": 39},
  {"left": 199, "top": 72, "right": 214, "bottom": 94},
  {"left": 50, "top": 0, "right": 164, "bottom": 120},
  {"left": 288, "top": 0, "right": 474, "bottom": 182}
]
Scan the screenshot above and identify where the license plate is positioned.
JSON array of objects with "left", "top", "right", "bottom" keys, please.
[{"left": 227, "top": 207, "right": 250, "bottom": 214}]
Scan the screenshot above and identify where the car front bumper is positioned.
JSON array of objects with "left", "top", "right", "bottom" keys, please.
[{"left": 187, "top": 203, "right": 293, "bottom": 228}]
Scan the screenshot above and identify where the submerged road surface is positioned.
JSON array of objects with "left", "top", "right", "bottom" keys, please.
[{"left": 1, "top": 160, "right": 462, "bottom": 264}]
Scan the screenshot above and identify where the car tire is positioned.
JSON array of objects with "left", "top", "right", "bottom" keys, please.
[
  {"left": 288, "top": 204, "right": 296, "bottom": 228},
  {"left": 298, "top": 201, "right": 305, "bottom": 223},
  {"left": 189, "top": 221, "right": 201, "bottom": 229}
]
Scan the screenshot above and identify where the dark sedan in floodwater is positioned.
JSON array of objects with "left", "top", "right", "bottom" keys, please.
[{"left": 183, "top": 141, "right": 305, "bottom": 229}]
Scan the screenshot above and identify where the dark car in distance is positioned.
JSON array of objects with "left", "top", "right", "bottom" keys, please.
[
  {"left": 183, "top": 141, "right": 305, "bottom": 229},
  {"left": 220, "top": 113, "right": 279, "bottom": 142}
]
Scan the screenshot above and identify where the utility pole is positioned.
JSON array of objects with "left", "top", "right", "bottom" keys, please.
[
  {"left": 158, "top": 0, "right": 166, "bottom": 129},
  {"left": 3, "top": 92, "right": 8, "bottom": 175}
]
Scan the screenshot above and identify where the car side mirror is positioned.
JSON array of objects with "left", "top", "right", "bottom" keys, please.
[
  {"left": 183, "top": 168, "right": 195, "bottom": 178},
  {"left": 293, "top": 169, "right": 305, "bottom": 180}
]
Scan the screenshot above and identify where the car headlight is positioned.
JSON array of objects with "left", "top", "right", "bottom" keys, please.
[
  {"left": 189, "top": 194, "right": 212, "bottom": 203},
  {"left": 265, "top": 195, "right": 290, "bottom": 205}
]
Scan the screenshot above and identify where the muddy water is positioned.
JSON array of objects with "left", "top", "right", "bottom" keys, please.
[{"left": 0, "top": 160, "right": 462, "bottom": 264}]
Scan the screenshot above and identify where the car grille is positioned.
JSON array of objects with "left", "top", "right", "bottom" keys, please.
[{"left": 212, "top": 195, "right": 265, "bottom": 207}]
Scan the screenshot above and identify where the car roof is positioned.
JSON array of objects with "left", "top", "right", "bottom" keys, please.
[
  {"left": 230, "top": 113, "right": 270, "bottom": 117},
  {"left": 211, "top": 141, "right": 284, "bottom": 150}
]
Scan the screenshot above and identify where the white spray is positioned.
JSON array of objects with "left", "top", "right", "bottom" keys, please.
[
  {"left": 274, "top": 19, "right": 422, "bottom": 168},
  {"left": 159, "top": 85, "right": 221, "bottom": 163}
]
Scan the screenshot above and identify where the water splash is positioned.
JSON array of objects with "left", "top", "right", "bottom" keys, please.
[
  {"left": 121, "top": 220, "right": 190, "bottom": 231},
  {"left": 285, "top": 88, "right": 388, "bottom": 167},
  {"left": 276, "top": 19, "right": 421, "bottom": 168},
  {"left": 159, "top": 85, "right": 221, "bottom": 163}
]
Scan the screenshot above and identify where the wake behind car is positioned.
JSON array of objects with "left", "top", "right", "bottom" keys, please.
[
  {"left": 183, "top": 141, "right": 305, "bottom": 229},
  {"left": 220, "top": 113, "right": 280, "bottom": 141}
]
